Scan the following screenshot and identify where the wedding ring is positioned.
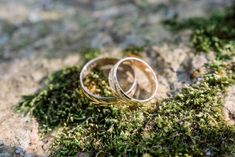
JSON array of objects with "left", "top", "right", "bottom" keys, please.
[
  {"left": 109, "top": 57, "right": 158, "bottom": 103},
  {"left": 80, "top": 57, "right": 137, "bottom": 102}
]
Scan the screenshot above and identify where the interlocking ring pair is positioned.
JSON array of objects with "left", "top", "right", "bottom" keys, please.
[{"left": 80, "top": 57, "right": 158, "bottom": 103}]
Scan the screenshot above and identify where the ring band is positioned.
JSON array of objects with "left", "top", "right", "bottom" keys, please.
[
  {"left": 109, "top": 57, "right": 158, "bottom": 103},
  {"left": 80, "top": 57, "right": 137, "bottom": 102}
]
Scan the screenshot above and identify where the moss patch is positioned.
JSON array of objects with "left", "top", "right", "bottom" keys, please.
[
  {"left": 123, "top": 45, "right": 145, "bottom": 56},
  {"left": 163, "top": 5, "right": 235, "bottom": 58},
  {"left": 83, "top": 69, "right": 114, "bottom": 97},
  {"left": 16, "top": 58, "right": 235, "bottom": 156}
]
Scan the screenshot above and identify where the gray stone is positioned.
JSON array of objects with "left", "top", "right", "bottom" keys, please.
[
  {"left": 224, "top": 85, "right": 235, "bottom": 125},
  {"left": 15, "top": 146, "right": 24, "bottom": 155},
  {"left": 24, "top": 153, "right": 34, "bottom": 157},
  {"left": 0, "top": 152, "right": 11, "bottom": 157},
  {"left": 0, "top": 141, "right": 3, "bottom": 146},
  {"left": 77, "top": 152, "right": 90, "bottom": 157}
]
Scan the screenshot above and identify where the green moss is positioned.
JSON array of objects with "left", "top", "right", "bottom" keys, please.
[
  {"left": 0, "top": 19, "right": 17, "bottom": 36},
  {"left": 82, "top": 48, "right": 101, "bottom": 61},
  {"left": 163, "top": 5, "right": 235, "bottom": 57},
  {"left": 16, "top": 57, "right": 235, "bottom": 156},
  {"left": 11, "top": 36, "right": 32, "bottom": 51},
  {"left": 123, "top": 45, "right": 145, "bottom": 56},
  {"left": 83, "top": 69, "right": 114, "bottom": 97},
  {"left": 16, "top": 66, "right": 83, "bottom": 134}
]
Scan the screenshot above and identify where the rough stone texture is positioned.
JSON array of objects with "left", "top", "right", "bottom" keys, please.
[
  {"left": 0, "top": 56, "right": 80, "bottom": 156},
  {"left": 144, "top": 46, "right": 212, "bottom": 99},
  {"left": 224, "top": 85, "right": 235, "bottom": 125},
  {"left": 0, "top": 0, "right": 233, "bottom": 156},
  {"left": 146, "top": 46, "right": 193, "bottom": 98}
]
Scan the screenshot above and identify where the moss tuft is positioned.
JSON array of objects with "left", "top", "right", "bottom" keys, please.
[
  {"left": 82, "top": 48, "right": 101, "bottom": 61},
  {"left": 123, "top": 45, "right": 145, "bottom": 56},
  {"left": 163, "top": 5, "right": 235, "bottom": 57}
]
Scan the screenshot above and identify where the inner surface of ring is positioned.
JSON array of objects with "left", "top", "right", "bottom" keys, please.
[
  {"left": 117, "top": 60, "right": 156, "bottom": 100},
  {"left": 116, "top": 64, "right": 136, "bottom": 94}
]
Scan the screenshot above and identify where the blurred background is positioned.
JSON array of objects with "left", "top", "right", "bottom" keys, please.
[{"left": 0, "top": 0, "right": 233, "bottom": 59}]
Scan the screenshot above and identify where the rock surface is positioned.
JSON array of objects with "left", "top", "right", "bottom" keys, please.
[{"left": 224, "top": 85, "right": 235, "bottom": 125}]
